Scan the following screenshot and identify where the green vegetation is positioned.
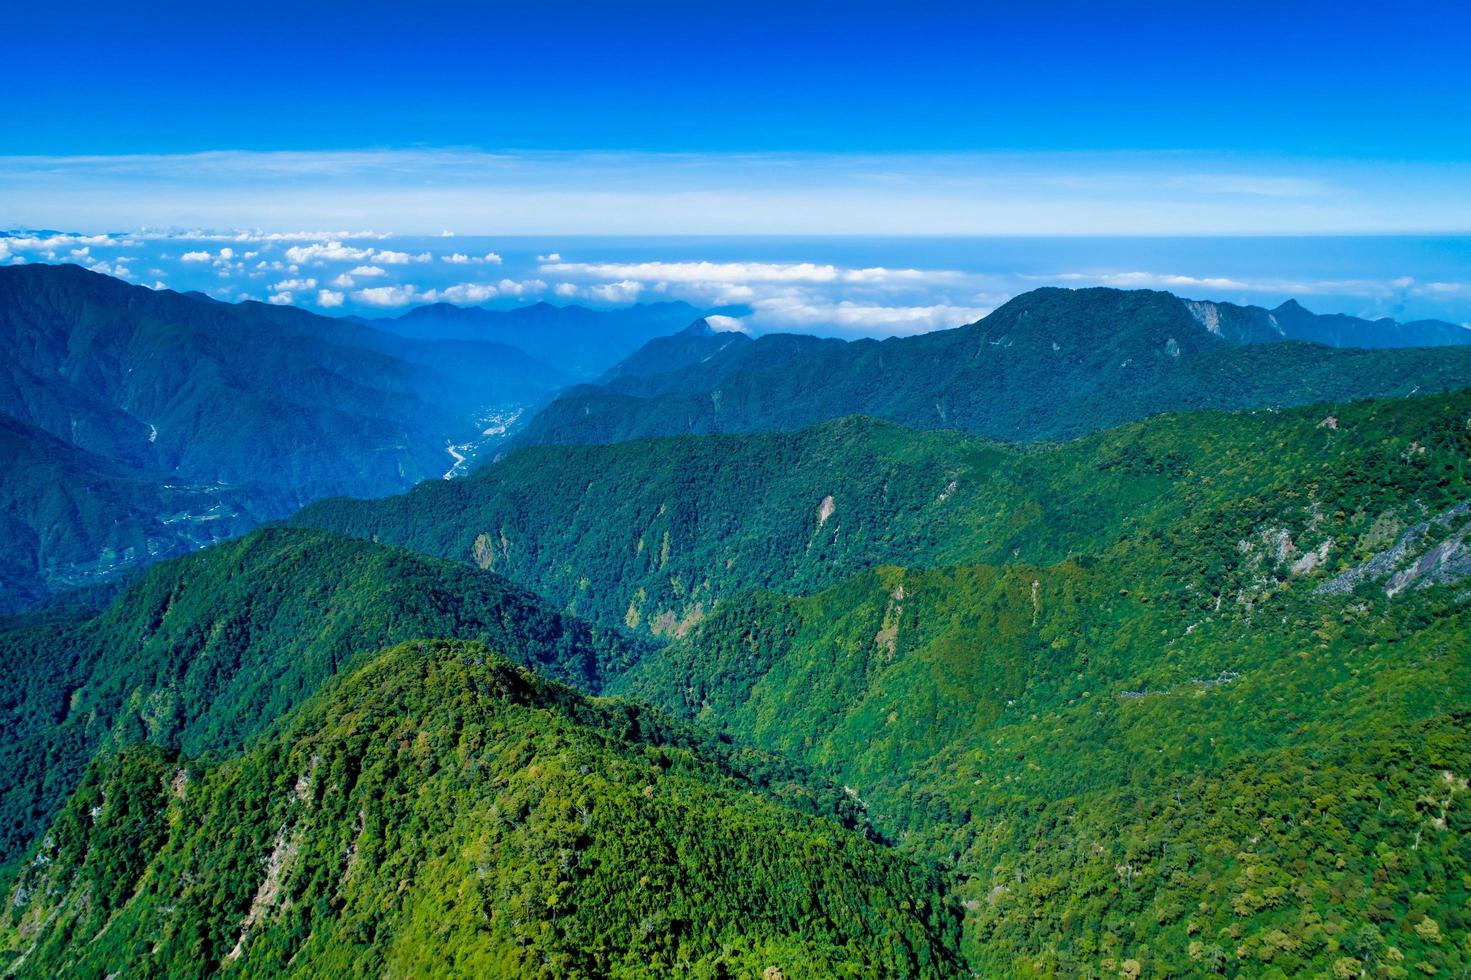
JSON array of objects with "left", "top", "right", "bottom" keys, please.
[
  {"left": 604, "top": 389, "right": 1471, "bottom": 975},
  {"left": 301, "top": 385, "right": 1471, "bottom": 974},
  {"left": 513, "top": 287, "right": 1471, "bottom": 448},
  {"left": 1, "top": 640, "right": 964, "bottom": 978},
  {"left": 296, "top": 387, "right": 1471, "bottom": 642},
  {"left": 614, "top": 559, "right": 1469, "bottom": 974},
  {"left": 0, "top": 527, "right": 649, "bottom": 866}
]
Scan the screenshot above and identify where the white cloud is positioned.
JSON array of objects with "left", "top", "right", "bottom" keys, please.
[
  {"left": 542, "top": 260, "right": 963, "bottom": 288},
  {"left": 84, "top": 258, "right": 135, "bottom": 278},
  {"left": 330, "top": 273, "right": 355, "bottom": 288},
  {"left": 704, "top": 314, "right": 749, "bottom": 334},
  {"left": 349, "top": 265, "right": 387, "bottom": 277},
  {"left": 130, "top": 229, "right": 391, "bottom": 243},
  {"left": 1050, "top": 271, "right": 1256, "bottom": 292},
  {"left": 316, "top": 289, "right": 344, "bottom": 308},
  {"left": 268, "top": 291, "right": 293, "bottom": 305},
  {"left": 586, "top": 280, "right": 644, "bottom": 303},
  {"left": 423, "top": 282, "right": 497, "bottom": 304},
  {"left": 746, "top": 298, "right": 988, "bottom": 337},
  {"left": 352, "top": 284, "right": 419, "bottom": 307},
  {"left": 4, "top": 150, "right": 1470, "bottom": 236},
  {"left": 373, "top": 249, "right": 430, "bottom": 264},
  {"left": 418, "top": 279, "right": 547, "bottom": 304},
  {"left": 0, "top": 233, "right": 114, "bottom": 255},
  {"left": 439, "top": 251, "right": 502, "bottom": 265},
  {"left": 285, "top": 240, "right": 377, "bottom": 264},
  {"left": 177, "top": 246, "right": 244, "bottom": 270},
  {"left": 496, "top": 277, "right": 546, "bottom": 297},
  {"left": 270, "top": 277, "right": 317, "bottom": 292},
  {"left": 553, "top": 282, "right": 577, "bottom": 298},
  {"left": 537, "top": 252, "right": 561, "bottom": 262}
]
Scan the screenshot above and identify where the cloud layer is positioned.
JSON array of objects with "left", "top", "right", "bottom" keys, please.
[
  {"left": 4, "top": 228, "right": 1468, "bottom": 336},
  {"left": 2, "top": 149, "right": 1469, "bottom": 235}
]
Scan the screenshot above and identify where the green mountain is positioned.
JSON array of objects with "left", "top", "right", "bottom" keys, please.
[
  {"left": 0, "top": 527, "right": 649, "bottom": 866},
  {"left": 294, "top": 387, "right": 1471, "bottom": 643},
  {"left": 293, "top": 416, "right": 1020, "bottom": 635},
  {"left": 602, "top": 390, "right": 1471, "bottom": 975},
  {"left": 1, "top": 640, "right": 964, "bottom": 978},
  {"left": 6, "top": 263, "right": 1469, "bottom": 974},
  {"left": 0, "top": 264, "right": 572, "bottom": 607},
  {"left": 294, "top": 388, "right": 1471, "bottom": 973},
  {"left": 512, "top": 287, "right": 1471, "bottom": 448}
]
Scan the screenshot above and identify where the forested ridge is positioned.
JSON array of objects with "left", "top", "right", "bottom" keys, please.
[
  {"left": 0, "top": 528, "right": 650, "bottom": 867},
  {"left": 513, "top": 287, "right": 1471, "bottom": 448},
  {"left": 2, "top": 640, "right": 964, "bottom": 978},
  {"left": 294, "top": 385, "right": 1471, "bottom": 975}
]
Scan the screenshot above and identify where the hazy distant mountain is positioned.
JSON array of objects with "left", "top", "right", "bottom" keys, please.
[
  {"left": 369, "top": 299, "right": 710, "bottom": 379},
  {"left": 0, "top": 264, "right": 568, "bottom": 607},
  {"left": 0, "top": 412, "right": 265, "bottom": 610},
  {"left": 1184, "top": 295, "right": 1471, "bottom": 348},
  {"left": 514, "top": 287, "right": 1471, "bottom": 447},
  {"left": 595, "top": 316, "right": 754, "bottom": 387}
]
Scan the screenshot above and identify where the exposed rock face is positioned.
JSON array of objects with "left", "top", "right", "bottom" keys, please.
[{"left": 1317, "top": 499, "right": 1471, "bottom": 597}]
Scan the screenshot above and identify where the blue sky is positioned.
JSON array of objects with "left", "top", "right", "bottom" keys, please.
[
  {"left": 2, "top": 1, "right": 1467, "bottom": 235},
  {"left": 5, "top": 1, "right": 1468, "bottom": 159},
  {"left": 2, "top": 1, "right": 1468, "bottom": 333}
]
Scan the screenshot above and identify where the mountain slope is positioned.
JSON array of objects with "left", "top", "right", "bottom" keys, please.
[
  {"left": 512, "top": 287, "right": 1471, "bottom": 448},
  {"left": 0, "top": 527, "right": 650, "bottom": 865},
  {"left": 14, "top": 387, "right": 1471, "bottom": 974},
  {"left": 1, "top": 640, "right": 965, "bottom": 978},
  {"left": 0, "top": 264, "right": 573, "bottom": 605},
  {"left": 294, "top": 387, "right": 1471, "bottom": 638},
  {"left": 0, "top": 413, "right": 264, "bottom": 610},
  {"left": 296, "top": 385, "right": 1471, "bottom": 973},
  {"left": 607, "top": 393, "right": 1471, "bottom": 974},
  {"left": 594, "top": 317, "right": 754, "bottom": 386}
]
